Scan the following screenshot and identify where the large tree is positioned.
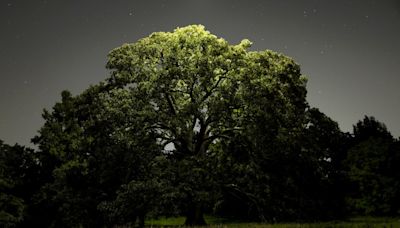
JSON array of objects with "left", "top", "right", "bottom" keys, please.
[
  {"left": 34, "top": 25, "right": 310, "bottom": 226},
  {"left": 103, "top": 24, "right": 308, "bottom": 225}
]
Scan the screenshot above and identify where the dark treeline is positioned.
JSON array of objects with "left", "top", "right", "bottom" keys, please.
[{"left": 1, "top": 25, "right": 399, "bottom": 227}]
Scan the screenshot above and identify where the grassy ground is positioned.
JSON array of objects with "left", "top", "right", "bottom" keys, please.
[{"left": 145, "top": 216, "right": 400, "bottom": 227}]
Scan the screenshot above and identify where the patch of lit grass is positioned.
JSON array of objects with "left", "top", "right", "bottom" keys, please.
[{"left": 145, "top": 216, "right": 185, "bottom": 226}]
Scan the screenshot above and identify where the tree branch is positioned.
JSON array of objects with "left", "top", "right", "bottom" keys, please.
[
  {"left": 201, "top": 76, "right": 226, "bottom": 103},
  {"left": 165, "top": 93, "right": 177, "bottom": 116}
]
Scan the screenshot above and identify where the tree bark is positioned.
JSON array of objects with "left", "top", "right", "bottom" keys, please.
[
  {"left": 184, "top": 203, "right": 206, "bottom": 226},
  {"left": 137, "top": 210, "right": 145, "bottom": 228}
]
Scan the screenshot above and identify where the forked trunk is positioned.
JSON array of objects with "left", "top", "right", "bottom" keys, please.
[{"left": 184, "top": 203, "right": 206, "bottom": 226}]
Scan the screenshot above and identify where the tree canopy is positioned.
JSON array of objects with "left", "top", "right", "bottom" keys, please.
[{"left": 103, "top": 24, "right": 309, "bottom": 224}]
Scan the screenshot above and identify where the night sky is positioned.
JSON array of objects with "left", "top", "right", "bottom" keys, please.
[{"left": 1, "top": 0, "right": 400, "bottom": 147}]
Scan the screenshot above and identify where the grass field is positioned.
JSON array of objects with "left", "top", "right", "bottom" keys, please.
[{"left": 145, "top": 216, "right": 400, "bottom": 227}]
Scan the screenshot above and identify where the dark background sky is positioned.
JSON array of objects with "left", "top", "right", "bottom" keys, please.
[{"left": 1, "top": 0, "right": 400, "bottom": 147}]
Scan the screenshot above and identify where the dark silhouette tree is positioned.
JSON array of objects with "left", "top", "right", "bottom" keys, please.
[
  {"left": 0, "top": 141, "right": 40, "bottom": 227},
  {"left": 0, "top": 141, "right": 25, "bottom": 227},
  {"left": 352, "top": 116, "right": 393, "bottom": 143},
  {"left": 345, "top": 116, "right": 399, "bottom": 215},
  {"left": 32, "top": 86, "right": 161, "bottom": 227},
  {"left": 298, "top": 108, "right": 349, "bottom": 219}
]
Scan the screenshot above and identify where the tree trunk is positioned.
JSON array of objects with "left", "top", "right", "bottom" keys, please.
[
  {"left": 137, "top": 210, "right": 145, "bottom": 228},
  {"left": 184, "top": 203, "right": 206, "bottom": 226}
]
